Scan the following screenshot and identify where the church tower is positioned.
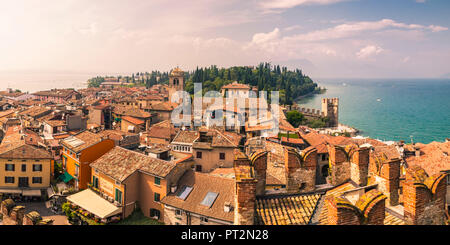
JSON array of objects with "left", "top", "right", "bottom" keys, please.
[
  {"left": 321, "top": 98, "right": 339, "bottom": 127},
  {"left": 168, "top": 67, "right": 184, "bottom": 102}
]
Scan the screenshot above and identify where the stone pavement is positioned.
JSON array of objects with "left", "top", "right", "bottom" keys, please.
[{"left": 16, "top": 202, "right": 69, "bottom": 225}]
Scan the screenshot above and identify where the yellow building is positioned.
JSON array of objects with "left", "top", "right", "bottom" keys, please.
[
  {"left": 60, "top": 131, "right": 115, "bottom": 190},
  {"left": 0, "top": 137, "right": 53, "bottom": 197}
]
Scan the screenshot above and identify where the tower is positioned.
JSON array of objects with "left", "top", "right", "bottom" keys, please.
[
  {"left": 321, "top": 98, "right": 339, "bottom": 127},
  {"left": 168, "top": 67, "right": 184, "bottom": 102}
]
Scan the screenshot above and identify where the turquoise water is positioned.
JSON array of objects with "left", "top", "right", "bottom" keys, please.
[{"left": 297, "top": 79, "right": 450, "bottom": 144}]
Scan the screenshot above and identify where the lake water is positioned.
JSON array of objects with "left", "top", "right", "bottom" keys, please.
[
  {"left": 297, "top": 78, "right": 450, "bottom": 144},
  {"left": 0, "top": 72, "right": 91, "bottom": 93}
]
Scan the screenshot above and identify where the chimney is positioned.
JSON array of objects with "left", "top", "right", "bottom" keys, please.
[
  {"left": 251, "top": 151, "right": 268, "bottom": 196},
  {"left": 170, "top": 185, "right": 177, "bottom": 194},
  {"left": 233, "top": 152, "right": 257, "bottom": 225},
  {"left": 415, "top": 147, "right": 421, "bottom": 157},
  {"left": 224, "top": 202, "right": 232, "bottom": 213},
  {"left": 350, "top": 146, "right": 370, "bottom": 186}
]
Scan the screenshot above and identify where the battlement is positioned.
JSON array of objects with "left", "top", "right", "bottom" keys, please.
[
  {"left": 322, "top": 98, "right": 339, "bottom": 105},
  {"left": 297, "top": 107, "right": 325, "bottom": 117}
]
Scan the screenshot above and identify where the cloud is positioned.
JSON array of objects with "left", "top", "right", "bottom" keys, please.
[
  {"left": 251, "top": 28, "right": 281, "bottom": 44},
  {"left": 283, "top": 19, "right": 447, "bottom": 42},
  {"left": 260, "top": 0, "right": 350, "bottom": 10},
  {"left": 284, "top": 25, "right": 302, "bottom": 31},
  {"left": 428, "top": 25, "right": 448, "bottom": 32},
  {"left": 415, "top": 0, "right": 426, "bottom": 3},
  {"left": 78, "top": 23, "right": 98, "bottom": 35},
  {"left": 356, "top": 45, "right": 384, "bottom": 59}
]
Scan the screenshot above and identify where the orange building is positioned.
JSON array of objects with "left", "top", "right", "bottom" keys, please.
[
  {"left": 88, "top": 147, "right": 192, "bottom": 222},
  {"left": 60, "top": 131, "right": 115, "bottom": 190}
]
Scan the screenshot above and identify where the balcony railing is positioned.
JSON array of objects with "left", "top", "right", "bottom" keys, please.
[{"left": 87, "top": 184, "right": 122, "bottom": 207}]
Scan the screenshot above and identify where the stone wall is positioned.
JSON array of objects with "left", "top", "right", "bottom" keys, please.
[
  {"left": 284, "top": 147, "right": 317, "bottom": 193},
  {"left": 403, "top": 167, "right": 448, "bottom": 225},
  {"left": 251, "top": 151, "right": 268, "bottom": 196},
  {"left": 0, "top": 199, "right": 53, "bottom": 225},
  {"left": 326, "top": 189, "right": 387, "bottom": 225}
]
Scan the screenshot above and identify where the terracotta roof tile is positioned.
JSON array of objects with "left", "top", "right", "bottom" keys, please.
[
  {"left": 61, "top": 130, "right": 103, "bottom": 153},
  {"left": 161, "top": 170, "right": 235, "bottom": 223},
  {"left": 122, "top": 116, "right": 145, "bottom": 125},
  {"left": 91, "top": 146, "right": 177, "bottom": 181},
  {"left": 405, "top": 141, "right": 450, "bottom": 176},
  {"left": 256, "top": 193, "right": 322, "bottom": 225},
  {"left": 172, "top": 131, "right": 199, "bottom": 144}
]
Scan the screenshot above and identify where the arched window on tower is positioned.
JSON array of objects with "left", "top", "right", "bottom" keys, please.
[{"left": 173, "top": 78, "right": 179, "bottom": 86}]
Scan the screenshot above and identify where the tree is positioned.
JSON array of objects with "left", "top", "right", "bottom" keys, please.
[{"left": 286, "top": 111, "right": 304, "bottom": 128}]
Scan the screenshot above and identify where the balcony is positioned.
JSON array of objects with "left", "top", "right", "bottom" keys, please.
[{"left": 87, "top": 184, "right": 122, "bottom": 207}]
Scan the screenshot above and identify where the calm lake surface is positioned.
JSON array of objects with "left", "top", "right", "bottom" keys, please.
[{"left": 297, "top": 78, "right": 450, "bottom": 144}]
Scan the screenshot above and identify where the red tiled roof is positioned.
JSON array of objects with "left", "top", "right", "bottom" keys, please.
[
  {"left": 280, "top": 137, "right": 305, "bottom": 145},
  {"left": 222, "top": 82, "right": 250, "bottom": 90},
  {"left": 122, "top": 116, "right": 145, "bottom": 125},
  {"left": 405, "top": 141, "right": 450, "bottom": 176}
]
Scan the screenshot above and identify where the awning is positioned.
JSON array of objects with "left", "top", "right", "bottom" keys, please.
[
  {"left": 22, "top": 189, "right": 42, "bottom": 197},
  {"left": 59, "top": 172, "right": 74, "bottom": 183},
  {"left": 0, "top": 188, "right": 22, "bottom": 194},
  {"left": 66, "top": 189, "right": 122, "bottom": 219}
]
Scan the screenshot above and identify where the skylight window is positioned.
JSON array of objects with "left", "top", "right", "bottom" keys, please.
[
  {"left": 176, "top": 186, "right": 193, "bottom": 201},
  {"left": 200, "top": 192, "right": 218, "bottom": 208}
]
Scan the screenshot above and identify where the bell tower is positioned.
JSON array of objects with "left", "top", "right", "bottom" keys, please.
[{"left": 168, "top": 67, "right": 184, "bottom": 102}]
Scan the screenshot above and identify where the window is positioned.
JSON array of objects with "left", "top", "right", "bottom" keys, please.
[
  {"left": 154, "top": 193, "right": 160, "bottom": 202},
  {"left": 33, "top": 164, "right": 42, "bottom": 172},
  {"left": 5, "top": 177, "right": 14, "bottom": 184},
  {"left": 32, "top": 177, "right": 42, "bottom": 184},
  {"left": 195, "top": 165, "right": 202, "bottom": 172},
  {"left": 176, "top": 186, "right": 193, "bottom": 200},
  {"left": 21, "top": 164, "right": 27, "bottom": 172},
  {"left": 200, "top": 192, "right": 219, "bottom": 208},
  {"left": 63, "top": 156, "right": 67, "bottom": 169},
  {"left": 115, "top": 188, "right": 122, "bottom": 204},
  {"left": 219, "top": 153, "right": 225, "bottom": 160},
  {"left": 196, "top": 151, "right": 202, "bottom": 159},
  {"left": 150, "top": 209, "right": 160, "bottom": 219},
  {"left": 92, "top": 176, "right": 99, "bottom": 188},
  {"left": 5, "top": 164, "right": 15, "bottom": 171},
  {"left": 75, "top": 165, "right": 79, "bottom": 177},
  {"left": 200, "top": 217, "right": 209, "bottom": 223},
  {"left": 175, "top": 209, "right": 182, "bottom": 216},
  {"left": 154, "top": 177, "right": 161, "bottom": 185},
  {"left": 322, "top": 154, "right": 326, "bottom": 161}
]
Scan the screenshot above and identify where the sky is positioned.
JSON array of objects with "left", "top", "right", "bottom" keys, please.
[{"left": 0, "top": 0, "right": 449, "bottom": 79}]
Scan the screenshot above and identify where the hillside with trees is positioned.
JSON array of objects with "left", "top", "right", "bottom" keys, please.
[
  {"left": 87, "top": 63, "right": 322, "bottom": 105},
  {"left": 185, "top": 63, "right": 321, "bottom": 105}
]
